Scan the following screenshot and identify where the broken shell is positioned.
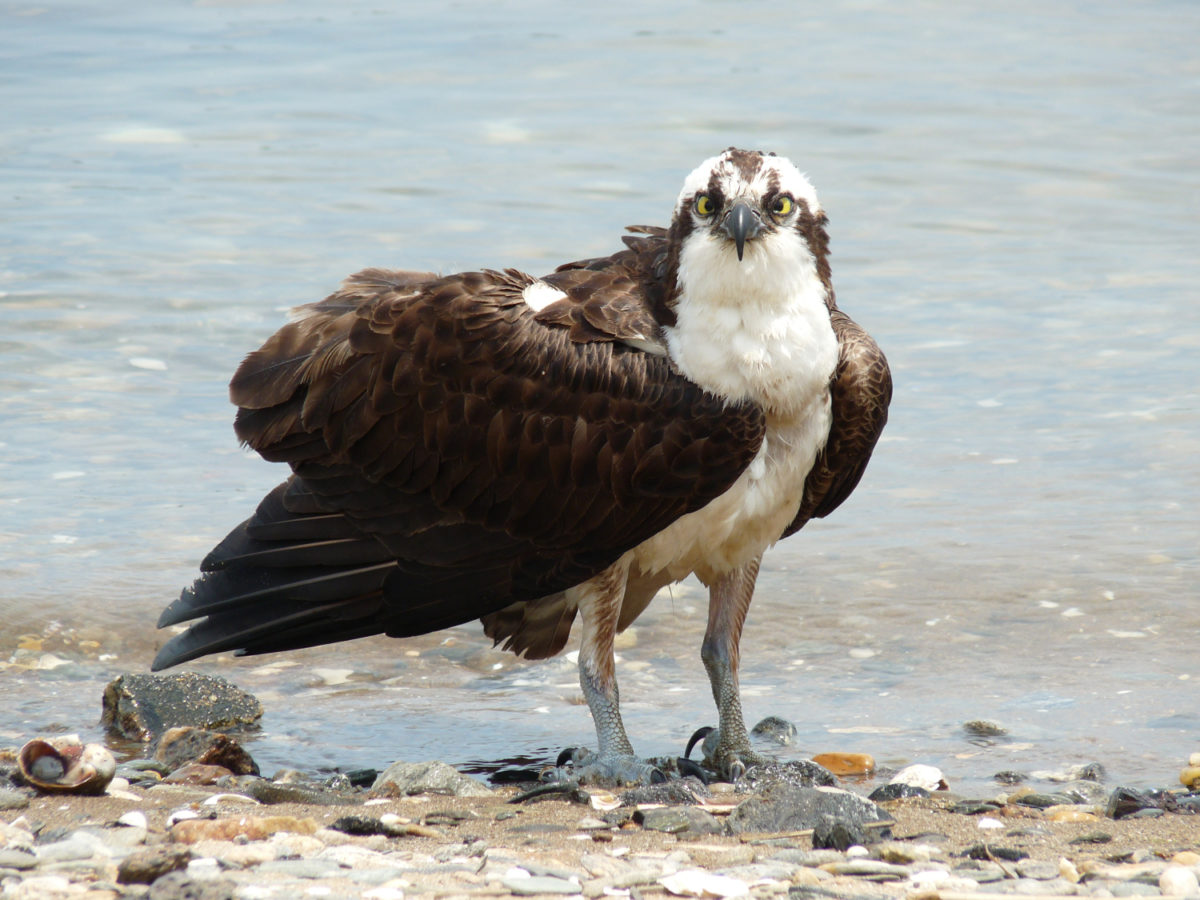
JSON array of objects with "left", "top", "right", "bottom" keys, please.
[{"left": 18, "top": 736, "right": 116, "bottom": 795}]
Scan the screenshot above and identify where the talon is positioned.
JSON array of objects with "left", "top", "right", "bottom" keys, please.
[
  {"left": 685, "top": 726, "right": 715, "bottom": 759},
  {"left": 650, "top": 767, "right": 666, "bottom": 784},
  {"left": 556, "top": 747, "right": 585, "bottom": 768},
  {"left": 728, "top": 759, "right": 747, "bottom": 783},
  {"left": 677, "top": 757, "right": 710, "bottom": 784}
]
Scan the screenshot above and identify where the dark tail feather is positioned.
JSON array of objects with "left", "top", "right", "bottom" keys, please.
[{"left": 153, "top": 479, "right": 398, "bottom": 670}]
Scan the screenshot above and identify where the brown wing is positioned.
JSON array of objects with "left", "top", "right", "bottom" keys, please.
[
  {"left": 154, "top": 263, "right": 764, "bottom": 668},
  {"left": 530, "top": 225, "right": 669, "bottom": 347},
  {"left": 784, "top": 308, "right": 892, "bottom": 537}
]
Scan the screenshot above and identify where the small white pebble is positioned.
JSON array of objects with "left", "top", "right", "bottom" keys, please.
[
  {"left": 116, "top": 811, "right": 147, "bottom": 829},
  {"left": 167, "top": 808, "right": 199, "bottom": 825},
  {"left": 978, "top": 816, "right": 1003, "bottom": 830},
  {"left": 187, "top": 857, "right": 221, "bottom": 878},
  {"left": 1160, "top": 865, "right": 1200, "bottom": 896},
  {"left": 845, "top": 845, "right": 869, "bottom": 858}
]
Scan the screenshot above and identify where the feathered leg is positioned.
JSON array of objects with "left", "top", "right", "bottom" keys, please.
[{"left": 700, "top": 554, "right": 769, "bottom": 780}]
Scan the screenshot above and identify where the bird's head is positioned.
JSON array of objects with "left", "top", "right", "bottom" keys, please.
[{"left": 663, "top": 148, "right": 833, "bottom": 314}]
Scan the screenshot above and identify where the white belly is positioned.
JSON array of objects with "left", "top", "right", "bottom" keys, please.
[{"left": 630, "top": 398, "right": 832, "bottom": 584}]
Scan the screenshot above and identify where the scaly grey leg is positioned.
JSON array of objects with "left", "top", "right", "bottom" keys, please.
[
  {"left": 560, "top": 557, "right": 661, "bottom": 785},
  {"left": 700, "top": 555, "right": 771, "bottom": 780}
]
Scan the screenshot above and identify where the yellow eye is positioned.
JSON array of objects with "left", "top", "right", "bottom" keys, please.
[
  {"left": 694, "top": 194, "right": 716, "bottom": 217},
  {"left": 771, "top": 195, "right": 794, "bottom": 218}
]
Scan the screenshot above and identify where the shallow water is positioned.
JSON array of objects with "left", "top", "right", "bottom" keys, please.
[{"left": 2, "top": 1, "right": 1197, "bottom": 796}]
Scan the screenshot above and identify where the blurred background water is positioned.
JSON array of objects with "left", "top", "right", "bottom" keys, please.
[{"left": 1, "top": 0, "right": 1197, "bottom": 794}]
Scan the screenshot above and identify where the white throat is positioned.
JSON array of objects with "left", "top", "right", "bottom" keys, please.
[{"left": 663, "top": 228, "right": 838, "bottom": 419}]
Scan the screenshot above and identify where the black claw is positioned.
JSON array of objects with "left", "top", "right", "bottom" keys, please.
[
  {"left": 649, "top": 767, "right": 667, "bottom": 784},
  {"left": 684, "top": 726, "right": 715, "bottom": 760},
  {"left": 556, "top": 747, "right": 581, "bottom": 768},
  {"left": 676, "top": 757, "right": 711, "bottom": 784},
  {"left": 728, "top": 760, "right": 747, "bottom": 783}
]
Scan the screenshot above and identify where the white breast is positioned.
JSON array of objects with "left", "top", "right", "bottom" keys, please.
[{"left": 630, "top": 226, "right": 839, "bottom": 584}]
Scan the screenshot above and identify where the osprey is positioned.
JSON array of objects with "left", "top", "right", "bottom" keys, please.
[{"left": 154, "top": 148, "right": 892, "bottom": 783}]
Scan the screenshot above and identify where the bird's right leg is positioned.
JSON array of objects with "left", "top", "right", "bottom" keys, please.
[{"left": 558, "top": 556, "right": 663, "bottom": 785}]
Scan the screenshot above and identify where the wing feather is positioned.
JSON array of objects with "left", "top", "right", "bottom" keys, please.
[
  {"left": 785, "top": 308, "right": 892, "bottom": 536},
  {"left": 154, "top": 262, "right": 764, "bottom": 669}
]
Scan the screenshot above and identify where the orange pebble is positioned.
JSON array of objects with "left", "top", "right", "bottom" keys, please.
[{"left": 812, "top": 752, "right": 876, "bottom": 776}]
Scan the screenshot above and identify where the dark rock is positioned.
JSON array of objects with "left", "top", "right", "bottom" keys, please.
[
  {"left": 241, "top": 777, "right": 355, "bottom": 806},
  {"left": 155, "top": 727, "right": 258, "bottom": 776},
  {"left": 117, "top": 846, "right": 193, "bottom": 884},
  {"left": 1014, "top": 792, "right": 1070, "bottom": 809},
  {"left": 634, "top": 806, "right": 722, "bottom": 835},
  {"left": 812, "top": 820, "right": 866, "bottom": 850},
  {"left": 751, "top": 716, "right": 798, "bottom": 746},
  {"left": 727, "top": 783, "right": 888, "bottom": 836},
  {"left": 1125, "top": 807, "right": 1164, "bottom": 819},
  {"left": 331, "top": 815, "right": 390, "bottom": 836},
  {"left": 340, "top": 768, "right": 378, "bottom": 788},
  {"left": 992, "top": 770, "right": 1026, "bottom": 785},
  {"left": 1075, "top": 762, "right": 1106, "bottom": 782},
  {"left": 161, "top": 763, "right": 233, "bottom": 786},
  {"left": 963, "top": 720, "right": 1007, "bottom": 737},
  {"left": 147, "top": 870, "right": 237, "bottom": 900},
  {"left": 965, "top": 843, "right": 1027, "bottom": 862},
  {"left": 869, "top": 783, "right": 930, "bottom": 802},
  {"left": 423, "top": 810, "right": 473, "bottom": 826},
  {"left": 1105, "top": 786, "right": 1157, "bottom": 819},
  {"left": 948, "top": 799, "right": 1002, "bottom": 815},
  {"left": 739, "top": 759, "right": 837, "bottom": 791},
  {"left": 620, "top": 777, "right": 709, "bottom": 807},
  {"left": 102, "top": 673, "right": 262, "bottom": 742},
  {"left": 372, "top": 760, "right": 492, "bottom": 797},
  {"left": 1068, "top": 830, "right": 1113, "bottom": 845}
]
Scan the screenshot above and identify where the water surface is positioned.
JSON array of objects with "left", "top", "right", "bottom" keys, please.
[{"left": 1, "top": 0, "right": 1197, "bottom": 795}]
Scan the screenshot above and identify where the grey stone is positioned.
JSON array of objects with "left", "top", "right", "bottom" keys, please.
[
  {"left": 822, "top": 860, "right": 910, "bottom": 880},
  {"left": 0, "top": 788, "right": 30, "bottom": 810},
  {"left": 254, "top": 858, "right": 347, "bottom": 879},
  {"left": 1008, "top": 877, "right": 1078, "bottom": 895},
  {"left": 118, "top": 846, "right": 192, "bottom": 885},
  {"left": 635, "top": 806, "right": 723, "bottom": 835},
  {"left": 502, "top": 874, "right": 582, "bottom": 895},
  {"left": 102, "top": 672, "right": 263, "bottom": 742},
  {"left": 751, "top": 716, "right": 798, "bottom": 745},
  {"left": 0, "top": 845, "right": 38, "bottom": 869},
  {"left": 1109, "top": 881, "right": 1166, "bottom": 897},
  {"left": 372, "top": 760, "right": 492, "bottom": 797},
  {"left": 147, "top": 870, "right": 238, "bottom": 900},
  {"left": 36, "top": 832, "right": 107, "bottom": 863},
  {"left": 768, "top": 848, "right": 845, "bottom": 867},
  {"left": 726, "top": 783, "right": 887, "bottom": 835},
  {"left": 346, "top": 866, "right": 414, "bottom": 885},
  {"left": 241, "top": 777, "right": 353, "bottom": 806},
  {"left": 1016, "top": 860, "right": 1063, "bottom": 880}
]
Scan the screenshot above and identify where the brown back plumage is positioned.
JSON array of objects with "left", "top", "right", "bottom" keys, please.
[{"left": 153, "top": 250, "right": 766, "bottom": 669}]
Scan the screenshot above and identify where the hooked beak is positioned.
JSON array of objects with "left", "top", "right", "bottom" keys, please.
[{"left": 720, "top": 201, "right": 764, "bottom": 261}]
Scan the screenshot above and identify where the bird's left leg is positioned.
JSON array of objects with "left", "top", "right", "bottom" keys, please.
[
  {"left": 699, "top": 554, "right": 772, "bottom": 780},
  {"left": 560, "top": 556, "right": 663, "bottom": 786}
]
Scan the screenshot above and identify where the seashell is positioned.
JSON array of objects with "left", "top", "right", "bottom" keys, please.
[{"left": 18, "top": 736, "right": 116, "bottom": 795}]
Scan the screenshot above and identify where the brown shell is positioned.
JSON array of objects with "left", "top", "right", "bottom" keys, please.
[{"left": 18, "top": 737, "right": 116, "bottom": 795}]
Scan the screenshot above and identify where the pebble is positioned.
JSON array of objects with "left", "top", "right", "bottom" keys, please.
[
  {"left": 810, "top": 752, "right": 876, "bottom": 776},
  {"left": 1, "top": 753, "right": 1197, "bottom": 900},
  {"left": 1160, "top": 865, "right": 1200, "bottom": 896}
]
